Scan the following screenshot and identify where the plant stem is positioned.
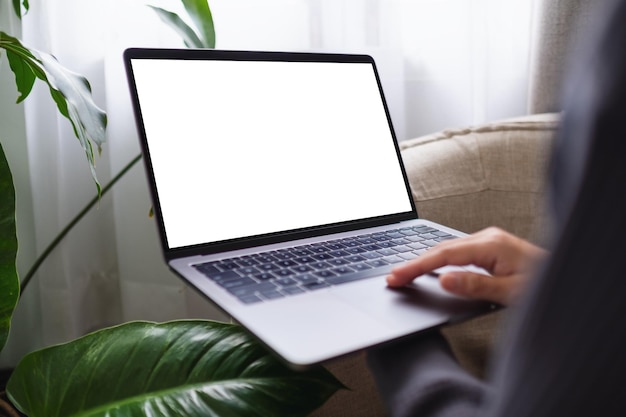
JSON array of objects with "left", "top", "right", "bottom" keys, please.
[{"left": 19, "top": 153, "right": 143, "bottom": 295}]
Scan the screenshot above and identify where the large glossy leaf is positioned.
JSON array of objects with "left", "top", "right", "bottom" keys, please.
[
  {"left": 149, "top": 0, "right": 215, "bottom": 48},
  {"left": 7, "top": 320, "right": 343, "bottom": 417},
  {"left": 0, "top": 142, "right": 20, "bottom": 353},
  {"left": 0, "top": 31, "right": 106, "bottom": 193}
]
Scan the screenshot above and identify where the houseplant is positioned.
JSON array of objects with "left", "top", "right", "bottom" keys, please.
[{"left": 0, "top": 1, "right": 342, "bottom": 416}]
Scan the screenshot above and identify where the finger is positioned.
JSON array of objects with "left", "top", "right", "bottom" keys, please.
[
  {"left": 386, "top": 236, "right": 494, "bottom": 287},
  {"left": 439, "top": 271, "right": 514, "bottom": 305}
]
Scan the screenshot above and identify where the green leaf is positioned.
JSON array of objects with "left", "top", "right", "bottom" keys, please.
[
  {"left": 12, "top": 0, "right": 29, "bottom": 18},
  {"left": 38, "top": 52, "right": 107, "bottom": 192},
  {"left": 38, "top": 52, "right": 107, "bottom": 150},
  {"left": 181, "top": 0, "right": 216, "bottom": 48},
  {"left": 6, "top": 48, "right": 37, "bottom": 103},
  {"left": 7, "top": 320, "right": 343, "bottom": 417},
  {"left": 148, "top": 6, "right": 205, "bottom": 48},
  {"left": 0, "top": 142, "right": 20, "bottom": 353},
  {"left": 1, "top": 32, "right": 42, "bottom": 103},
  {"left": 149, "top": 0, "right": 215, "bottom": 49},
  {"left": 0, "top": 31, "right": 107, "bottom": 194}
]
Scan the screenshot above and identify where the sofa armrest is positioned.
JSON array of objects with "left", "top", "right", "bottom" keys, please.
[{"left": 400, "top": 113, "right": 559, "bottom": 244}]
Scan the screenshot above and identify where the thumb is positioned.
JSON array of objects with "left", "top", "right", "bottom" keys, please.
[{"left": 439, "top": 271, "right": 512, "bottom": 305}]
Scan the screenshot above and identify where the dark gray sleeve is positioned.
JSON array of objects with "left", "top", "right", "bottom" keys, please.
[{"left": 367, "top": 331, "right": 489, "bottom": 417}]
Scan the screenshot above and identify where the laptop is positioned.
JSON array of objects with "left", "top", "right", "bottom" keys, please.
[{"left": 123, "top": 47, "right": 494, "bottom": 368}]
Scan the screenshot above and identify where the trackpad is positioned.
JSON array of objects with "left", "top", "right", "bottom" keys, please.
[{"left": 331, "top": 275, "right": 494, "bottom": 331}]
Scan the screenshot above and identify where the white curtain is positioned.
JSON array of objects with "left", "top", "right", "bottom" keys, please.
[{"left": 0, "top": 0, "right": 536, "bottom": 366}]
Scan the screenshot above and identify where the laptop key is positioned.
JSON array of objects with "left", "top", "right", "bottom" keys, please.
[
  {"left": 295, "top": 256, "right": 317, "bottom": 264},
  {"left": 310, "top": 245, "right": 330, "bottom": 254},
  {"left": 219, "top": 277, "right": 256, "bottom": 289},
  {"left": 273, "top": 252, "right": 296, "bottom": 260},
  {"left": 314, "top": 270, "right": 337, "bottom": 279},
  {"left": 331, "top": 266, "right": 356, "bottom": 275},
  {"left": 329, "top": 250, "right": 350, "bottom": 257},
  {"left": 367, "top": 259, "right": 388, "bottom": 268},
  {"left": 327, "top": 258, "right": 349, "bottom": 266},
  {"left": 257, "top": 263, "right": 280, "bottom": 271},
  {"left": 391, "top": 244, "right": 413, "bottom": 252},
  {"left": 217, "top": 261, "right": 240, "bottom": 271},
  {"left": 310, "top": 262, "right": 331, "bottom": 270},
  {"left": 193, "top": 263, "right": 221, "bottom": 275},
  {"left": 362, "top": 244, "right": 382, "bottom": 251},
  {"left": 273, "top": 269, "right": 294, "bottom": 277},
  {"left": 235, "top": 258, "right": 259, "bottom": 267},
  {"left": 341, "top": 239, "right": 360, "bottom": 247},
  {"left": 206, "top": 270, "right": 241, "bottom": 282},
  {"left": 238, "top": 266, "right": 260, "bottom": 276},
  {"left": 350, "top": 262, "right": 373, "bottom": 271},
  {"left": 326, "top": 243, "right": 345, "bottom": 250},
  {"left": 376, "top": 241, "right": 395, "bottom": 248},
  {"left": 345, "top": 247, "right": 366, "bottom": 254},
  {"left": 377, "top": 248, "right": 398, "bottom": 256},
  {"left": 281, "top": 286, "right": 305, "bottom": 296},
  {"left": 346, "top": 255, "right": 367, "bottom": 263},
  {"left": 295, "top": 274, "right": 319, "bottom": 285},
  {"left": 276, "top": 259, "right": 298, "bottom": 268},
  {"left": 303, "top": 281, "right": 330, "bottom": 291},
  {"left": 383, "top": 255, "right": 405, "bottom": 264},
  {"left": 254, "top": 254, "right": 277, "bottom": 263},
  {"left": 228, "top": 281, "right": 277, "bottom": 297},
  {"left": 418, "top": 233, "right": 439, "bottom": 240},
  {"left": 325, "top": 264, "right": 395, "bottom": 286},
  {"left": 357, "top": 237, "right": 376, "bottom": 244},
  {"left": 398, "top": 252, "right": 419, "bottom": 261},
  {"left": 312, "top": 253, "right": 333, "bottom": 261},
  {"left": 238, "top": 294, "right": 263, "bottom": 304},
  {"left": 261, "top": 290, "right": 284, "bottom": 300},
  {"left": 253, "top": 272, "right": 275, "bottom": 281},
  {"left": 276, "top": 277, "right": 298, "bottom": 287},
  {"left": 292, "top": 265, "right": 313, "bottom": 273},
  {"left": 407, "top": 242, "right": 428, "bottom": 250}
]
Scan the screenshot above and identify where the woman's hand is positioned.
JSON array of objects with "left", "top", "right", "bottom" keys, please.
[{"left": 387, "top": 227, "right": 548, "bottom": 305}]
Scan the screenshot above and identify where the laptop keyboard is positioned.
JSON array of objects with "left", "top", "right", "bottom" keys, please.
[{"left": 192, "top": 225, "right": 456, "bottom": 304}]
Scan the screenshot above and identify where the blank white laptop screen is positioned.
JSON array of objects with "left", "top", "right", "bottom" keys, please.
[{"left": 130, "top": 58, "right": 413, "bottom": 250}]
